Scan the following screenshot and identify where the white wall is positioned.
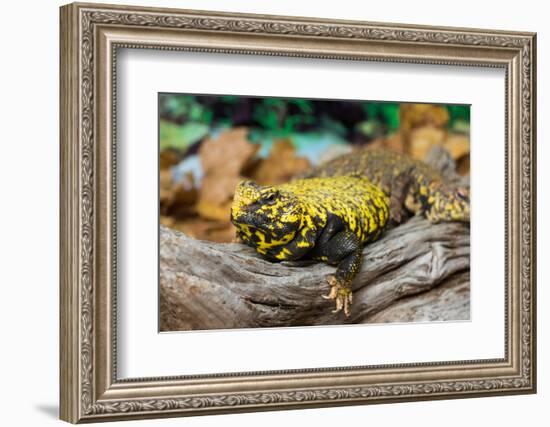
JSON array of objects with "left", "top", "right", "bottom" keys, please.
[{"left": 0, "top": 0, "right": 545, "bottom": 426}]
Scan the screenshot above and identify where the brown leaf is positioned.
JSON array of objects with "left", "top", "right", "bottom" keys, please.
[
  {"left": 196, "top": 199, "right": 234, "bottom": 222},
  {"left": 159, "top": 169, "right": 176, "bottom": 213},
  {"left": 444, "top": 133, "right": 470, "bottom": 160},
  {"left": 197, "top": 127, "right": 259, "bottom": 222},
  {"left": 401, "top": 103, "right": 450, "bottom": 131},
  {"left": 250, "top": 138, "right": 311, "bottom": 185},
  {"left": 168, "top": 217, "right": 236, "bottom": 243},
  {"left": 456, "top": 154, "right": 470, "bottom": 176},
  {"left": 160, "top": 169, "right": 198, "bottom": 217},
  {"left": 369, "top": 132, "right": 405, "bottom": 154},
  {"left": 400, "top": 104, "right": 450, "bottom": 156},
  {"left": 160, "top": 149, "right": 182, "bottom": 170},
  {"left": 408, "top": 126, "right": 446, "bottom": 160},
  {"left": 199, "top": 174, "right": 242, "bottom": 206},
  {"left": 199, "top": 127, "right": 258, "bottom": 175},
  {"left": 160, "top": 215, "right": 176, "bottom": 228},
  {"left": 379, "top": 132, "right": 405, "bottom": 154}
]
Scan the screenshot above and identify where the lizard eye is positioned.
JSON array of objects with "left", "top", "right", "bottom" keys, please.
[
  {"left": 263, "top": 192, "right": 278, "bottom": 202},
  {"left": 456, "top": 187, "right": 469, "bottom": 200}
]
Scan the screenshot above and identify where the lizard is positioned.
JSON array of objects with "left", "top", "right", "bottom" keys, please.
[
  {"left": 303, "top": 147, "right": 470, "bottom": 224},
  {"left": 230, "top": 148, "right": 470, "bottom": 317},
  {"left": 230, "top": 176, "right": 390, "bottom": 317}
]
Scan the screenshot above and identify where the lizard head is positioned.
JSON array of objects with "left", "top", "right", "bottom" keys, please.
[
  {"left": 230, "top": 180, "right": 304, "bottom": 249},
  {"left": 425, "top": 184, "right": 470, "bottom": 223}
]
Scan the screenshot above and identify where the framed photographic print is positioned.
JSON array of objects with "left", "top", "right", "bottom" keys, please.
[{"left": 60, "top": 2, "right": 537, "bottom": 423}]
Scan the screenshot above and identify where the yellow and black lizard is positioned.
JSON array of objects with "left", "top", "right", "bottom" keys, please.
[
  {"left": 230, "top": 148, "right": 470, "bottom": 317},
  {"left": 304, "top": 148, "right": 470, "bottom": 224}
]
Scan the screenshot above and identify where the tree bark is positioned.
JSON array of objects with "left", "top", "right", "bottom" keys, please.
[
  {"left": 160, "top": 146, "right": 470, "bottom": 331},
  {"left": 160, "top": 216, "right": 470, "bottom": 331}
]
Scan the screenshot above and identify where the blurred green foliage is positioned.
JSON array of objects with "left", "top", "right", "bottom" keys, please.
[
  {"left": 447, "top": 104, "right": 471, "bottom": 125},
  {"left": 159, "top": 120, "right": 209, "bottom": 151},
  {"left": 159, "top": 93, "right": 470, "bottom": 151},
  {"left": 160, "top": 95, "right": 214, "bottom": 124},
  {"left": 446, "top": 105, "right": 471, "bottom": 134},
  {"left": 363, "top": 103, "right": 401, "bottom": 131},
  {"left": 252, "top": 98, "right": 316, "bottom": 135}
]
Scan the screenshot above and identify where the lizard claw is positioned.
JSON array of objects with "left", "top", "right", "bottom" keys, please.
[
  {"left": 323, "top": 275, "right": 352, "bottom": 317},
  {"left": 322, "top": 283, "right": 338, "bottom": 300}
]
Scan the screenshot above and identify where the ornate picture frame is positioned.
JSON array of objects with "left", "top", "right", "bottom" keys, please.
[{"left": 60, "top": 2, "right": 536, "bottom": 423}]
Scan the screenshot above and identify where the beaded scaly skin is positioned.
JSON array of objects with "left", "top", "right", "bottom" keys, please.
[
  {"left": 231, "top": 176, "right": 390, "bottom": 316},
  {"left": 305, "top": 148, "right": 470, "bottom": 224}
]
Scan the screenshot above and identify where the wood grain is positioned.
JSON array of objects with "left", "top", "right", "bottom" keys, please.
[{"left": 160, "top": 216, "right": 470, "bottom": 331}]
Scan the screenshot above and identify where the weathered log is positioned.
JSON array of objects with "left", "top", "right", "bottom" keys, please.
[
  {"left": 366, "top": 271, "right": 470, "bottom": 324},
  {"left": 160, "top": 216, "right": 470, "bottom": 331},
  {"left": 160, "top": 146, "right": 470, "bottom": 331}
]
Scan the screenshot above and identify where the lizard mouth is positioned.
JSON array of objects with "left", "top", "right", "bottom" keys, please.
[
  {"left": 230, "top": 208, "right": 270, "bottom": 231},
  {"left": 231, "top": 208, "right": 300, "bottom": 243}
]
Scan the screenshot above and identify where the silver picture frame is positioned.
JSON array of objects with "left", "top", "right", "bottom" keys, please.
[{"left": 60, "top": 2, "right": 536, "bottom": 422}]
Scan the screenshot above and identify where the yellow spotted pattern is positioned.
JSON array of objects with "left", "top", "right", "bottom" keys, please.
[
  {"left": 277, "top": 177, "right": 389, "bottom": 243},
  {"left": 230, "top": 176, "right": 390, "bottom": 260},
  {"left": 306, "top": 148, "right": 470, "bottom": 223}
]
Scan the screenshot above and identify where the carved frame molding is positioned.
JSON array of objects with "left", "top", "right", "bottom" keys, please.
[{"left": 60, "top": 2, "right": 536, "bottom": 423}]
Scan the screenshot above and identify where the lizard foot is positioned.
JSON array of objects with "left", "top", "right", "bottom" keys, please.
[{"left": 322, "top": 275, "right": 352, "bottom": 317}]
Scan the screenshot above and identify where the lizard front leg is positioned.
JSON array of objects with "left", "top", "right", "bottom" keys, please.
[
  {"left": 312, "top": 229, "right": 363, "bottom": 317},
  {"left": 315, "top": 214, "right": 345, "bottom": 248},
  {"left": 265, "top": 225, "right": 318, "bottom": 261}
]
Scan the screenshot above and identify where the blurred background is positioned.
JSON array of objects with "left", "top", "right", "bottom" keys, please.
[{"left": 159, "top": 94, "right": 470, "bottom": 242}]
